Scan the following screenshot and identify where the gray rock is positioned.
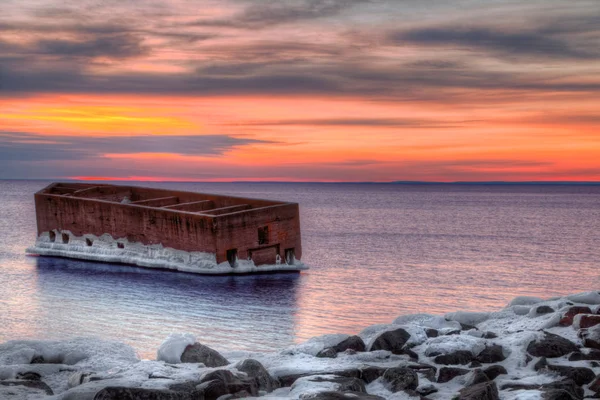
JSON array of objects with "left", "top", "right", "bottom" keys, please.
[
  {"left": 316, "top": 347, "right": 338, "bottom": 358},
  {"left": 300, "top": 391, "right": 385, "bottom": 400},
  {"left": 527, "top": 332, "right": 579, "bottom": 358},
  {"left": 437, "top": 367, "right": 469, "bottom": 383},
  {"left": 0, "top": 380, "right": 53, "bottom": 395},
  {"left": 434, "top": 350, "right": 473, "bottom": 365},
  {"left": 482, "top": 332, "right": 498, "bottom": 339},
  {"left": 465, "top": 369, "right": 490, "bottom": 387},
  {"left": 179, "top": 343, "right": 229, "bottom": 366},
  {"left": 476, "top": 345, "right": 506, "bottom": 363},
  {"left": 297, "top": 376, "right": 366, "bottom": 393},
  {"left": 94, "top": 387, "right": 192, "bottom": 400},
  {"left": 482, "top": 365, "right": 507, "bottom": 381},
  {"left": 381, "top": 367, "right": 418, "bottom": 392},
  {"left": 333, "top": 336, "right": 366, "bottom": 353},
  {"left": 417, "top": 383, "right": 438, "bottom": 396},
  {"left": 198, "top": 369, "right": 258, "bottom": 399},
  {"left": 236, "top": 358, "right": 280, "bottom": 392},
  {"left": 369, "top": 328, "right": 411, "bottom": 354},
  {"left": 458, "top": 381, "right": 499, "bottom": 400}
]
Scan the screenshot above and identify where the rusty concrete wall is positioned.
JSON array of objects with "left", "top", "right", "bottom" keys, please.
[
  {"left": 35, "top": 194, "right": 218, "bottom": 253},
  {"left": 214, "top": 204, "right": 302, "bottom": 264}
]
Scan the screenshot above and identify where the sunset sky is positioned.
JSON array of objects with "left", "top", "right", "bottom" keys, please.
[{"left": 1, "top": 0, "right": 599, "bottom": 182}]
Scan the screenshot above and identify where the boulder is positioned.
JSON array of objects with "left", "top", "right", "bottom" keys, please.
[
  {"left": 559, "top": 306, "right": 592, "bottom": 326},
  {"left": 15, "top": 371, "right": 41, "bottom": 381},
  {"left": 527, "top": 332, "right": 578, "bottom": 357},
  {"left": 541, "top": 389, "right": 579, "bottom": 400},
  {"left": 381, "top": 367, "right": 418, "bottom": 392},
  {"left": 545, "top": 364, "right": 596, "bottom": 386},
  {"left": 476, "top": 345, "right": 506, "bottom": 363},
  {"left": 278, "top": 366, "right": 387, "bottom": 387},
  {"left": 573, "top": 314, "right": 600, "bottom": 329},
  {"left": 416, "top": 383, "right": 438, "bottom": 396},
  {"left": 333, "top": 335, "right": 366, "bottom": 353},
  {"left": 482, "top": 365, "right": 507, "bottom": 381},
  {"left": 434, "top": 350, "right": 473, "bottom": 365},
  {"left": 369, "top": 328, "right": 411, "bottom": 354},
  {"left": 407, "top": 363, "right": 437, "bottom": 381},
  {"left": 580, "top": 326, "right": 600, "bottom": 350},
  {"left": 500, "top": 379, "right": 582, "bottom": 399},
  {"left": 568, "top": 349, "right": 600, "bottom": 361},
  {"left": 457, "top": 381, "right": 499, "bottom": 400},
  {"left": 437, "top": 367, "right": 469, "bottom": 383},
  {"left": 300, "top": 392, "right": 385, "bottom": 400},
  {"left": 316, "top": 347, "right": 338, "bottom": 358},
  {"left": 94, "top": 387, "right": 192, "bottom": 400},
  {"left": 0, "top": 380, "right": 53, "bottom": 396},
  {"left": 482, "top": 331, "right": 498, "bottom": 339},
  {"left": 295, "top": 375, "right": 366, "bottom": 393},
  {"left": 180, "top": 343, "right": 229, "bottom": 366},
  {"left": 465, "top": 369, "right": 490, "bottom": 387},
  {"left": 590, "top": 375, "right": 600, "bottom": 393},
  {"left": 426, "top": 329, "right": 439, "bottom": 338},
  {"left": 236, "top": 358, "right": 280, "bottom": 392},
  {"left": 536, "top": 305, "right": 555, "bottom": 315},
  {"left": 197, "top": 369, "right": 258, "bottom": 399}
]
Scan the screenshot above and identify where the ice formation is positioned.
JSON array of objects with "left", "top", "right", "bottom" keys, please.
[
  {"left": 26, "top": 231, "right": 308, "bottom": 274},
  {"left": 0, "top": 291, "right": 599, "bottom": 399}
]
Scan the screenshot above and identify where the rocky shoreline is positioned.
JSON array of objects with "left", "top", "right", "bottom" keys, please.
[{"left": 1, "top": 291, "right": 599, "bottom": 399}]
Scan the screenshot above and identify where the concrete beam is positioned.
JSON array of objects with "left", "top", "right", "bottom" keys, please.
[
  {"left": 131, "top": 196, "right": 179, "bottom": 207},
  {"left": 200, "top": 204, "right": 251, "bottom": 215},
  {"left": 162, "top": 200, "right": 214, "bottom": 212}
]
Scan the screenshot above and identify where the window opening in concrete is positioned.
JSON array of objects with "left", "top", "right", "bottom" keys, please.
[
  {"left": 117, "top": 242, "right": 125, "bottom": 249},
  {"left": 49, "top": 231, "right": 56, "bottom": 242},
  {"left": 285, "top": 248, "right": 295, "bottom": 264},
  {"left": 226, "top": 249, "right": 238, "bottom": 267},
  {"left": 85, "top": 238, "right": 93, "bottom": 247},
  {"left": 258, "top": 226, "right": 269, "bottom": 245},
  {"left": 62, "top": 233, "right": 69, "bottom": 244}
]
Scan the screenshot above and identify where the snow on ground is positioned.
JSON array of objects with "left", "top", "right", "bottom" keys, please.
[
  {"left": 1, "top": 291, "right": 599, "bottom": 399},
  {"left": 26, "top": 231, "right": 308, "bottom": 274}
]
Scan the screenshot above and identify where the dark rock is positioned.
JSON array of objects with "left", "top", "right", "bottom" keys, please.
[
  {"left": 460, "top": 323, "right": 478, "bottom": 331},
  {"left": 381, "top": 367, "right": 418, "bottom": 392},
  {"left": 536, "top": 305, "right": 555, "bottom": 315},
  {"left": 434, "top": 350, "right": 473, "bottom": 365},
  {"left": 426, "top": 329, "right": 439, "bottom": 338},
  {"left": 546, "top": 364, "right": 596, "bottom": 386},
  {"left": 568, "top": 349, "right": 600, "bottom": 361},
  {"left": 0, "top": 380, "right": 53, "bottom": 395},
  {"left": 541, "top": 389, "right": 578, "bottom": 400},
  {"left": 482, "top": 332, "right": 498, "bottom": 339},
  {"left": 580, "top": 326, "right": 600, "bottom": 350},
  {"left": 333, "top": 335, "right": 366, "bottom": 353},
  {"left": 476, "top": 345, "right": 506, "bottom": 363},
  {"left": 445, "top": 329, "right": 462, "bottom": 335},
  {"left": 30, "top": 355, "right": 45, "bottom": 364},
  {"left": 407, "top": 363, "right": 437, "bottom": 381},
  {"left": 15, "top": 371, "right": 41, "bottom": 381},
  {"left": 437, "top": 367, "right": 469, "bottom": 383},
  {"left": 469, "top": 361, "right": 482, "bottom": 368},
  {"left": 300, "top": 392, "right": 385, "bottom": 400},
  {"left": 458, "top": 381, "right": 499, "bottom": 400},
  {"left": 403, "top": 347, "right": 419, "bottom": 361},
  {"left": 527, "top": 332, "right": 579, "bottom": 358},
  {"left": 590, "top": 375, "right": 600, "bottom": 393},
  {"left": 316, "top": 347, "right": 338, "bottom": 358},
  {"left": 236, "top": 358, "right": 280, "bottom": 393},
  {"left": 501, "top": 379, "right": 582, "bottom": 399},
  {"left": 535, "top": 357, "right": 548, "bottom": 371},
  {"left": 559, "top": 306, "right": 592, "bottom": 326},
  {"left": 295, "top": 375, "right": 366, "bottom": 394},
  {"left": 278, "top": 366, "right": 387, "bottom": 387},
  {"left": 465, "top": 369, "right": 490, "bottom": 387},
  {"left": 180, "top": 343, "right": 229, "bottom": 366},
  {"left": 482, "top": 365, "right": 507, "bottom": 381},
  {"left": 417, "top": 383, "right": 438, "bottom": 396},
  {"left": 94, "top": 387, "right": 192, "bottom": 400},
  {"left": 197, "top": 369, "right": 258, "bottom": 399},
  {"left": 575, "top": 314, "right": 600, "bottom": 329},
  {"left": 369, "top": 328, "right": 411, "bottom": 354}
]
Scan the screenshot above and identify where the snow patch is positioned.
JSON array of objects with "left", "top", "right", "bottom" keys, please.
[{"left": 156, "top": 333, "right": 196, "bottom": 364}]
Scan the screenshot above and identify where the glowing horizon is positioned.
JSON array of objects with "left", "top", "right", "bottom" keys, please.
[{"left": 1, "top": 1, "right": 599, "bottom": 182}]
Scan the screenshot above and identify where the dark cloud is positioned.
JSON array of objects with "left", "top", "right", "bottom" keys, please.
[
  {"left": 34, "top": 34, "right": 146, "bottom": 59},
  {"left": 189, "top": 0, "right": 367, "bottom": 29},
  {"left": 229, "top": 118, "right": 470, "bottom": 128},
  {"left": 391, "top": 27, "right": 598, "bottom": 60},
  {"left": 0, "top": 132, "right": 270, "bottom": 162}
]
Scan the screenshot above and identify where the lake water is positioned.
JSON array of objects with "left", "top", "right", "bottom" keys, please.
[{"left": 1, "top": 180, "right": 599, "bottom": 359}]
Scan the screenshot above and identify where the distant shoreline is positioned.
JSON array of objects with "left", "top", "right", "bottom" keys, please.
[{"left": 1, "top": 178, "right": 600, "bottom": 186}]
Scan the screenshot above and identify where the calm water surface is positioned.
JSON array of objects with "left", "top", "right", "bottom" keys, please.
[{"left": 1, "top": 180, "right": 599, "bottom": 358}]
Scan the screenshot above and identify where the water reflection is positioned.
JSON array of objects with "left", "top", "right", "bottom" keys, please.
[{"left": 35, "top": 257, "right": 302, "bottom": 358}]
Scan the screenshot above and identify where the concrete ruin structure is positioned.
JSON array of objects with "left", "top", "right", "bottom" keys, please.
[{"left": 27, "top": 182, "right": 305, "bottom": 274}]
